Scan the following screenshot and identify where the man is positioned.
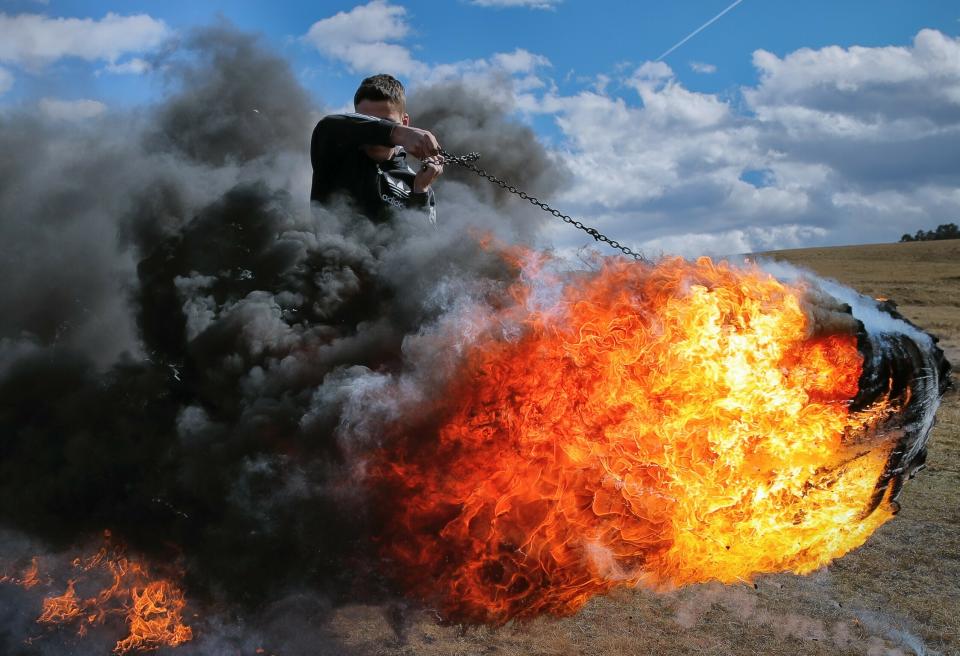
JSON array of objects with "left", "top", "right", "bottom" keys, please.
[{"left": 310, "top": 74, "right": 444, "bottom": 223}]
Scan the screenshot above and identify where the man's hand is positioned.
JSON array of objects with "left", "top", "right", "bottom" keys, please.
[
  {"left": 413, "top": 155, "right": 444, "bottom": 193},
  {"left": 391, "top": 125, "right": 441, "bottom": 160}
]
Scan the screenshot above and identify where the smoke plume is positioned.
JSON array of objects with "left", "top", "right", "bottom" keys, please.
[
  {"left": 0, "top": 21, "right": 570, "bottom": 654},
  {"left": 408, "top": 80, "right": 569, "bottom": 207}
]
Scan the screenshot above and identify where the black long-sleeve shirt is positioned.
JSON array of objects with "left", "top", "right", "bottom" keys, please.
[{"left": 309, "top": 113, "right": 436, "bottom": 223}]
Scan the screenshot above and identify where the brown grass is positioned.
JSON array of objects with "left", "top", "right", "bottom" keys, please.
[{"left": 325, "top": 240, "right": 960, "bottom": 656}]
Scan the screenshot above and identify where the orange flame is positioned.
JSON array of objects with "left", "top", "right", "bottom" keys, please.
[
  {"left": 3, "top": 532, "right": 192, "bottom": 653},
  {"left": 38, "top": 580, "right": 82, "bottom": 624},
  {"left": 115, "top": 580, "right": 193, "bottom": 653},
  {"left": 0, "top": 556, "right": 41, "bottom": 589},
  {"left": 373, "top": 255, "right": 899, "bottom": 622}
]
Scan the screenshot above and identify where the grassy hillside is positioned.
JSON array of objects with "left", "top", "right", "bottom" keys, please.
[{"left": 317, "top": 241, "right": 959, "bottom": 656}]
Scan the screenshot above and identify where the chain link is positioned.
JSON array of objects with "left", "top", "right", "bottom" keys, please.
[{"left": 440, "top": 150, "right": 647, "bottom": 262}]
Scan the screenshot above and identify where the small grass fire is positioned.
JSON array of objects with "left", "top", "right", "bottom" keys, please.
[{"left": 2, "top": 532, "right": 191, "bottom": 653}]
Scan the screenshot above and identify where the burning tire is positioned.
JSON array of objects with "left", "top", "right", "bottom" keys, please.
[{"left": 367, "top": 255, "right": 952, "bottom": 623}]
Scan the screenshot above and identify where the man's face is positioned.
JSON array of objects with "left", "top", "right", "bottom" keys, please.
[{"left": 355, "top": 98, "right": 409, "bottom": 162}]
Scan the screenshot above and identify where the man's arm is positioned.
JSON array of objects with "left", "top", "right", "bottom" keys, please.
[
  {"left": 312, "top": 113, "right": 395, "bottom": 154},
  {"left": 310, "top": 114, "right": 392, "bottom": 203},
  {"left": 410, "top": 155, "right": 442, "bottom": 224},
  {"left": 412, "top": 155, "right": 444, "bottom": 194},
  {"left": 311, "top": 113, "right": 441, "bottom": 162},
  {"left": 311, "top": 114, "right": 442, "bottom": 202}
]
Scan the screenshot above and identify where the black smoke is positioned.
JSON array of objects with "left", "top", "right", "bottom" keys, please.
[
  {"left": 408, "top": 80, "right": 569, "bottom": 207},
  {"left": 149, "top": 23, "right": 314, "bottom": 168},
  {"left": 0, "top": 22, "right": 564, "bottom": 655}
]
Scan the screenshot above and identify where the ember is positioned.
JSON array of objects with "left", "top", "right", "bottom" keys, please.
[
  {"left": 0, "top": 556, "right": 40, "bottom": 589},
  {"left": 371, "top": 254, "right": 949, "bottom": 623}
]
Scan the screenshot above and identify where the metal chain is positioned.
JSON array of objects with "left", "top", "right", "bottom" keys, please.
[{"left": 439, "top": 150, "right": 647, "bottom": 262}]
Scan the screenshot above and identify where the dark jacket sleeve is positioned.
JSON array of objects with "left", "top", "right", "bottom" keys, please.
[
  {"left": 310, "top": 113, "right": 397, "bottom": 202},
  {"left": 313, "top": 113, "right": 396, "bottom": 151}
]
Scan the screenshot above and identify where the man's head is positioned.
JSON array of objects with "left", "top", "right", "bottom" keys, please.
[
  {"left": 354, "top": 74, "right": 409, "bottom": 161},
  {"left": 354, "top": 74, "right": 407, "bottom": 117}
]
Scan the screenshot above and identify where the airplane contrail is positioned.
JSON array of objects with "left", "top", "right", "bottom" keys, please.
[{"left": 655, "top": 0, "right": 744, "bottom": 62}]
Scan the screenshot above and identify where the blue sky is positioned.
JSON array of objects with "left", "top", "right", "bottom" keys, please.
[
  {"left": 2, "top": 1, "right": 960, "bottom": 254},
  {"left": 5, "top": 1, "right": 958, "bottom": 107}
]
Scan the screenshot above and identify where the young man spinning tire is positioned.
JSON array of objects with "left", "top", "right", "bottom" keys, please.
[{"left": 310, "top": 74, "right": 444, "bottom": 224}]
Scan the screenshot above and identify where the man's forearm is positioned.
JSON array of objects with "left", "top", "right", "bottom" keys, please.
[
  {"left": 313, "top": 113, "right": 396, "bottom": 150},
  {"left": 312, "top": 113, "right": 441, "bottom": 159}
]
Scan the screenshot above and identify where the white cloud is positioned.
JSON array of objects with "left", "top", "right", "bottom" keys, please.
[
  {"left": 514, "top": 73, "right": 546, "bottom": 92},
  {"left": 101, "top": 57, "right": 151, "bottom": 75},
  {"left": 627, "top": 62, "right": 729, "bottom": 128},
  {"left": 470, "top": 0, "right": 562, "bottom": 9},
  {"left": 742, "top": 28, "right": 960, "bottom": 200},
  {"left": 690, "top": 61, "right": 717, "bottom": 74},
  {"left": 0, "top": 12, "right": 169, "bottom": 69},
  {"left": 831, "top": 185, "right": 960, "bottom": 221},
  {"left": 421, "top": 48, "right": 550, "bottom": 90},
  {"left": 303, "top": 0, "right": 423, "bottom": 76},
  {"left": 0, "top": 67, "right": 12, "bottom": 95},
  {"left": 38, "top": 97, "right": 107, "bottom": 121},
  {"left": 517, "top": 64, "right": 745, "bottom": 216},
  {"left": 633, "top": 60, "right": 672, "bottom": 82},
  {"left": 746, "top": 29, "right": 960, "bottom": 133},
  {"left": 639, "top": 225, "right": 828, "bottom": 259},
  {"left": 751, "top": 29, "right": 959, "bottom": 99},
  {"left": 303, "top": 2, "right": 551, "bottom": 95},
  {"left": 511, "top": 29, "right": 960, "bottom": 256},
  {"left": 491, "top": 49, "right": 550, "bottom": 74}
]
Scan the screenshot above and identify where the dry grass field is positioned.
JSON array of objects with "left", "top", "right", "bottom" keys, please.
[{"left": 316, "top": 240, "right": 960, "bottom": 656}]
